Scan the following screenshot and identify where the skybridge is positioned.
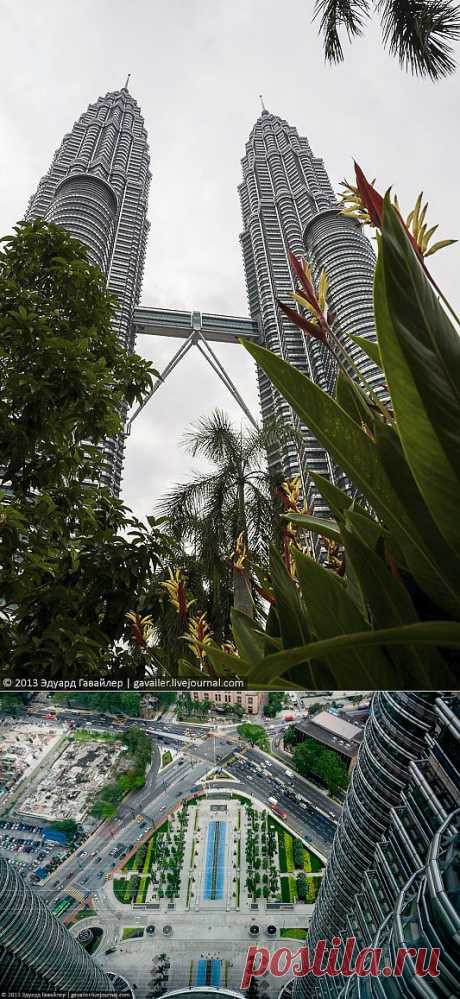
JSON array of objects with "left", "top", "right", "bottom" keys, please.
[{"left": 126, "top": 306, "right": 260, "bottom": 432}]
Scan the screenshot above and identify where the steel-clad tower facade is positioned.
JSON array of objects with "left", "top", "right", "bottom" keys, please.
[
  {"left": 26, "top": 84, "right": 151, "bottom": 495},
  {"left": 292, "top": 692, "right": 460, "bottom": 999},
  {"left": 0, "top": 856, "right": 115, "bottom": 991},
  {"left": 239, "top": 109, "right": 383, "bottom": 514}
]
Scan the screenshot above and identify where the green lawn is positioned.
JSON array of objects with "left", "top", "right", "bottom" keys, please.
[
  {"left": 308, "top": 850, "right": 324, "bottom": 872},
  {"left": 74, "top": 906, "right": 95, "bottom": 921},
  {"left": 113, "top": 878, "right": 128, "bottom": 902},
  {"left": 284, "top": 832, "right": 294, "bottom": 872},
  {"left": 135, "top": 876, "right": 150, "bottom": 904},
  {"left": 122, "top": 927, "right": 145, "bottom": 940},
  {"left": 280, "top": 876, "right": 297, "bottom": 902},
  {"left": 280, "top": 928, "right": 306, "bottom": 940},
  {"left": 161, "top": 751, "right": 173, "bottom": 768},
  {"left": 72, "top": 729, "right": 119, "bottom": 742},
  {"left": 142, "top": 836, "right": 154, "bottom": 875}
]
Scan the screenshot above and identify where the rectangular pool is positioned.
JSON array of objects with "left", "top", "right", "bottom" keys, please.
[
  {"left": 196, "top": 959, "right": 221, "bottom": 987},
  {"left": 203, "top": 820, "right": 226, "bottom": 901}
]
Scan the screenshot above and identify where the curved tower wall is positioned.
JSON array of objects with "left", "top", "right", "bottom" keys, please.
[
  {"left": 303, "top": 208, "right": 385, "bottom": 397},
  {"left": 26, "top": 86, "right": 151, "bottom": 496},
  {"left": 46, "top": 174, "right": 118, "bottom": 273},
  {"left": 0, "top": 856, "right": 114, "bottom": 991},
  {"left": 239, "top": 110, "right": 338, "bottom": 515},
  {"left": 294, "top": 692, "right": 460, "bottom": 999},
  {"left": 308, "top": 693, "right": 436, "bottom": 949},
  {"left": 239, "top": 110, "right": 385, "bottom": 516}
]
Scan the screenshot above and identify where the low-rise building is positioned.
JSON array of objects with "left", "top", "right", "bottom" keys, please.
[
  {"left": 190, "top": 690, "right": 265, "bottom": 715},
  {"left": 288, "top": 710, "right": 364, "bottom": 773}
]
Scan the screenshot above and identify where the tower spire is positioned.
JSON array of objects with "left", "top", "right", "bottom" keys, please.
[
  {"left": 124, "top": 73, "right": 131, "bottom": 90},
  {"left": 259, "top": 93, "right": 266, "bottom": 112}
]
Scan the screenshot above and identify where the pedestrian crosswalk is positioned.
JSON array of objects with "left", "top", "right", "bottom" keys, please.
[{"left": 67, "top": 884, "right": 86, "bottom": 903}]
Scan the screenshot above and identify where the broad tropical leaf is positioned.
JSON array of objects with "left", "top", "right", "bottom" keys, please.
[
  {"left": 245, "top": 621, "right": 460, "bottom": 685},
  {"left": 293, "top": 547, "right": 400, "bottom": 687},
  {"left": 376, "top": 199, "right": 460, "bottom": 554}
]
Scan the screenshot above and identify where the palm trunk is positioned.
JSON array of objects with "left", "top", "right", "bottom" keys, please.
[{"left": 233, "top": 565, "right": 254, "bottom": 619}]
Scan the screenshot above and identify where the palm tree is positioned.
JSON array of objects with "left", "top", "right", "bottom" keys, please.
[
  {"left": 156, "top": 410, "right": 286, "bottom": 621},
  {"left": 314, "top": 1, "right": 460, "bottom": 80}
]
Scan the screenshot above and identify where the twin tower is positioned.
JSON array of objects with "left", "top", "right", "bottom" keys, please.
[{"left": 26, "top": 85, "right": 381, "bottom": 506}]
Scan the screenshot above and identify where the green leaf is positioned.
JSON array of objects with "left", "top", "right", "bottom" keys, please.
[
  {"left": 269, "top": 547, "right": 310, "bottom": 648},
  {"left": 202, "top": 645, "right": 252, "bottom": 678},
  {"left": 283, "top": 513, "right": 341, "bottom": 542},
  {"left": 342, "top": 515, "right": 450, "bottom": 685},
  {"left": 177, "top": 658, "right": 206, "bottom": 679},
  {"left": 244, "top": 339, "right": 460, "bottom": 619},
  {"left": 309, "top": 471, "right": 355, "bottom": 517},
  {"left": 347, "top": 333, "right": 383, "bottom": 369},
  {"left": 374, "top": 422, "right": 460, "bottom": 616},
  {"left": 230, "top": 608, "right": 281, "bottom": 662},
  {"left": 335, "top": 369, "right": 373, "bottom": 426},
  {"left": 246, "top": 621, "right": 460, "bottom": 685},
  {"left": 292, "top": 547, "right": 399, "bottom": 687},
  {"left": 377, "top": 200, "right": 460, "bottom": 553}
]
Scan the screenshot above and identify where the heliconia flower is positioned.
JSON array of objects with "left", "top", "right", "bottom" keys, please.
[
  {"left": 339, "top": 164, "right": 456, "bottom": 259},
  {"left": 183, "top": 613, "right": 213, "bottom": 662},
  {"left": 288, "top": 250, "right": 321, "bottom": 313},
  {"left": 405, "top": 191, "right": 457, "bottom": 258},
  {"left": 252, "top": 582, "right": 277, "bottom": 606},
  {"left": 126, "top": 610, "right": 154, "bottom": 648},
  {"left": 277, "top": 298, "right": 327, "bottom": 343},
  {"left": 231, "top": 532, "right": 248, "bottom": 571},
  {"left": 160, "top": 568, "right": 195, "bottom": 620},
  {"left": 221, "top": 639, "right": 238, "bottom": 656},
  {"left": 279, "top": 476, "right": 308, "bottom": 515},
  {"left": 320, "top": 535, "right": 345, "bottom": 574}
]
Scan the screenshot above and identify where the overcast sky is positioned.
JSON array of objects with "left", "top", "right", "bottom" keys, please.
[{"left": 1, "top": 0, "right": 459, "bottom": 523}]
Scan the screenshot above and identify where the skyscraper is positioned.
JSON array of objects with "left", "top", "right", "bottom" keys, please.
[
  {"left": 0, "top": 856, "right": 117, "bottom": 991},
  {"left": 293, "top": 692, "right": 460, "bottom": 999},
  {"left": 238, "top": 108, "right": 383, "bottom": 514},
  {"left": 26, "top": 83, "right": 151, "bottom": 495}
]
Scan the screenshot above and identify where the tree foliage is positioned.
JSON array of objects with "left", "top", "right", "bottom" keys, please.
[
  {"left": 237, "top": 723, "right": 270, "bottom": 751},
  {"left": 263, "top": 691, "right": 286, "bottom": 717},
  {"left": 314, "top": 0, "right": 460, "bottom": 80},
  {"left": 52, "top": 692, "right": 142, "bottom": 716},
  {"left": 0, "top": 220, "right": 169, "bottom": 676},
  {"left": 292, "top": 736, "right": 349, "bottom": 794},
  {"left": 91, "top": 726, "right": 151, "bottom": 818}
]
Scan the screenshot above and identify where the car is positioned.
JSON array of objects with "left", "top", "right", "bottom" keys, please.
[
  {"left": 97, "top": 872, "right": 103, "bottom": 878},
  {"left": 105, "top": 948, "right": 116, "bottom": 955}
]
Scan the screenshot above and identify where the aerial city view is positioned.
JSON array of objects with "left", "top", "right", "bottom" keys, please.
[{"left": 1, "top": 690, "right": 459, "bottom": 998}]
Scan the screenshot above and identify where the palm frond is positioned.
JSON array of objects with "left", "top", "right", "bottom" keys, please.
[
  {"left": 157, "top": 470, "right": 228, "bottom": 528},
  {"left": 378, "top": 0, "right": 460, "bottom": 79},
  {"left": 181, "top": 409, "right": 241, "bottom": 466},
  {"left": 313, "top": 0, "right": 371, "bottom": 63}
]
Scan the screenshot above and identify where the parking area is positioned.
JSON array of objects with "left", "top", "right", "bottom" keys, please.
[{"left": 0, "top": 819, "right": 69, "bottom": 881}]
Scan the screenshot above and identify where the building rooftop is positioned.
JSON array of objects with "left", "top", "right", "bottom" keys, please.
[
  {"left": 294, "top": 711, "right": 363, "bottom": 757},
  {"left": 312, "top": 711, "right": 363, "bottom": 741}
]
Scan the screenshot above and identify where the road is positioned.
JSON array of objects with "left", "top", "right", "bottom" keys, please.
[
  {"left": 38, "top": 731, "right": 338, "bottom": 919},
  {"left": 8, "top": 705, "right": 341, "bottom": 918}
]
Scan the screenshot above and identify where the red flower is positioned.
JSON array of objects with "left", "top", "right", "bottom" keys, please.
[{"left": 277, "top": 298, "right": 327, "bottom": 343}]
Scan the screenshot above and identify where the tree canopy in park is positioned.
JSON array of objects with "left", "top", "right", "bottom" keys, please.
[
  {"left": 292, "top": 736, "right": 349, "bottom": 795},
  {"left": 237, "top": 723, "right": 270, "bottom": 752},
  {"left": 0, "top": 220, "right": 168, "bottom": 677}
]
